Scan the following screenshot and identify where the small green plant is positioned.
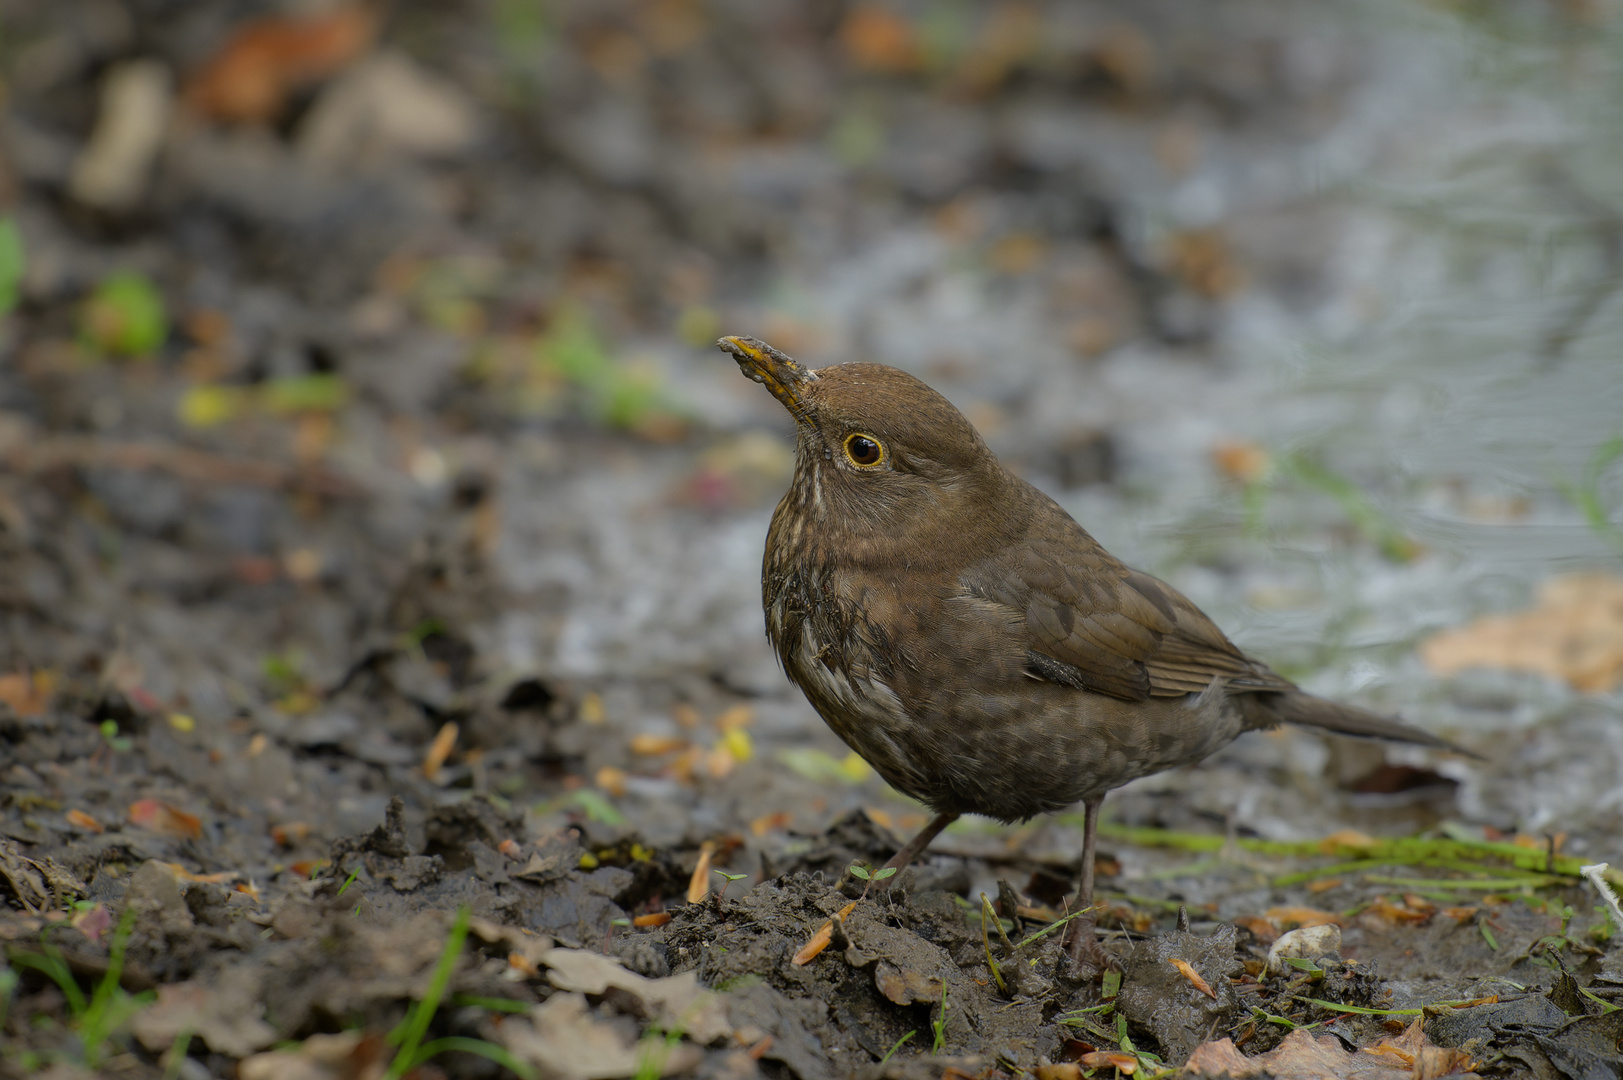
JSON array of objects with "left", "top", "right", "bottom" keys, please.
[
  {"left": 1556, "top": 434, "right": 1623, "bottom": 555},
  {"left": 846, "top": 862, "right": 898, "bottom": 883},
  {"left": 878, "top": 1030, "right": 916, "bottom": 1065},
  {"left": 4, "top": 906, "right": 155, "bottom": 1068},
  {"left": 80, "top": 270, "right": 167, "bottom": 357},
  {"left": 0, "top": 217, "right": 24, "bottom": 315},
  {"left": 384, "top": 906, "right": 535, "bottom": 1080},
  {"left": 98, "top": 719, "right": 133, "bottom": 752},
  {"left": 633, "top": 1015, "right": 686, "bottom": 1080},
  {"left": 931, "top": 980, "right": 949, "bottom": 1053},
  {"left": 713, "top": 869, "right": 748, "bottom": 903}
]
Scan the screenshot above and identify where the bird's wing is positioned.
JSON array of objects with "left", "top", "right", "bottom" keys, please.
[{"left": 964, "top": 529, "right": 1294, "bottom": 702}]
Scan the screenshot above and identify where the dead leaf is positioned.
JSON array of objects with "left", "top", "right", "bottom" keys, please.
[
  {"left": 162, "top": 862, "right": 238, "bottom": 884},
  {"left": 595, "top": 766, "right": 629, "bottom": 796},
  {"left": 539, "top": 947, "right": 728, "bottom": 1043},
  {"left": 132, "top": 970, "right": 279, "bottom": 1057},
  {"left": 634, "top": 912, "right": 671, "bottom": 928},
  {"left": 630, "top": 733, "right": 688, "bottom": 755},
  {"left": 839, "top": 6, "right": 921, "bottom": 72},
  {"left": 0, "top": 670, "right": 56, "bottom": 717},
  {"left": 271, "top": 822, "right": 313, "bottom": 846},
  {"left": 1263, "top": 906, "right": 1343, "bottom": 929},
  {"left": 185, "top": 6, "right": 378, "bottom": 124},
  {"left": 501, "top": 992, "right": 701, "bottom": 1080},
  {"left": 1319, "top": 829, "right": 1377, "bottom": 852},
  {"left": 422, "top": 720, "right": 458, "bottom": 780},
  {"left": 129, "top": 799, "right": 203, "bottom": 839},
  {"left": 687, "top": 841, "right": 714, "bottom": 904},
  {"left": 1079, "top": 1051, "right": 1137, "bottom": 1074},
  {"left": 749, "top": 811, "right": 792, "bottom": 836},
  {"left": 1184, "top": 1021, "right": 1477, "bottom": 1079},
  {"left": 65, "top": 809, "right": 104, "bottom": 833},
  {"left": 792, "top": 901, "right": 857, "bottom": 966},
  {"left": 1420, "top": 573, "right": 1623, "bottom": 692},
  {"left": 1233, "top": 915, "right": 1280, "bottom": 944},
  {"left": 1361, "top": 897, "right": 1434, "bottom": 927},
  {"left": 1170, "top": 957, "right": 1217, "bottom": 999}
]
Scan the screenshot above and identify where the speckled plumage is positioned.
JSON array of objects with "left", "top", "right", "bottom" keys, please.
[{"left": 722, "top": 335, "right": 1465, "bottom": 893}]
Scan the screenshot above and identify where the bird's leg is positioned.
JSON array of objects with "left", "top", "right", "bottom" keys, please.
[
  {"left": 862, "top": 811, "right": 958, "bottom": 898},
  {"left": 1064, "top": 796, "right": 1112, "bottom": 967}
]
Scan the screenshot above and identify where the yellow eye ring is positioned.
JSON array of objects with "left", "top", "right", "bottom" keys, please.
[{"left": 843, "top": 432, "right": 885, "bottom": 468}]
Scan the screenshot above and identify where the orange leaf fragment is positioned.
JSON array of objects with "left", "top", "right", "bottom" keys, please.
[
  {"left": 838, "top": 6, "right": 921, "bottom": 72},
  {"left": 750, "top": 811, "right": 792, "bottom": 837},
  {"left": 1033, "top": 1065, "right": 1083, "bottom": 1080},
  {"left": 185, "top": 6, "right": 378, "bottom": 124},
  {"left": 595, "top": 766, "right": 629, "bottom": 796},
  {"left": 288, "top": 860, "right": 325, "bottom": 879},
  {"left": 1263, "top": 906, "right": 1342, "bottom": 929},
  {"left": 1211, "top": 440, "right": 1271, "bottom": 483},
  {"left": 792, "top": 902, "right": 858, "bottom": 966},
  {"left": 509, "top": 951, "right": 539, "bottom": 977},
  {"left": 1078, "top": 1051, "right": 1137, "bottom": 1073},
  {"left": 715, "top": 704, "right": 753, "bottom": 731},
  {"left": 687, "top": 841, "right": 715, "bottom": 904},
  {"left": 235, "top": 881, "right": 260, "bottom": 900},
  {"left": 1363, "top": 897, "right": 1434, "bottom": 927},
  {"left": 746, "top": 1036, "right": 773, "bottom": 1060},
  {"left": 1306, "top": 878, "right": 1343, "bottom": 894},
  {"left": 1449, "top": 994, "right": 1498, "bottom": 1009},
  {"left": 0, "top": 669, "right": 56, "bottom": 717},
  {"left": 1420, "top": 573, "right": 1623, "bottom": 693},
  {"left": 1441, "top": 906, "right": 1479, "bottom": 922},
  {"left": 1318, "top": 829, "right": 1377, "bottom": 853},
  {"left": 163, "top": 862, "right": 237, "bottom": 884},
  {"left": 498, "top": 838, "right": 524, "bottom": 859},
  {"left": 629, "top": 733, "right": 688, "bottom": 755},
  {"left": 271, "top": 822, "right": 313, "bottom": 846},
  {"left": 1170, "top": 957, "right": 1217, "bottom": 999},
  {"left": 129, "top": 799, "right": 202, "bottom": 839},
  {"left": 422, "top": 721, "right": 458, "bottom": 780},
  {"left": 1233, "top": 915, "right": 1279, "bottom": 944},
  {"left": 634, "top": 912, "right": 671, "bottom": 928},
  {"left": 65, "top": 809, "right": 104, "bottom": 834}
]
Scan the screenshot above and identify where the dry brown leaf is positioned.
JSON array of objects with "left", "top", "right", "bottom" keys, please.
[
  {"left": 1212, "top": 440, "right": 1271, "bottom": 483},
  {"left": 186, "top": 6, "right": 378, "bottom": 124},
  {"left": 1080, "top": 1051, "right": 1138, "bottom": 1074},
  {"left": 0, "top": 670, "right": 55, "bottom": 717},
  {"left": 422, "top": 721, "right": 458, "bottom": 780},
  {"left": 1170, "top": 957, "right": 1217, "bottom": 999},
  {"left": 65, "top": 809, "right": 104, "bottom": 834},
  {"left": 634, "top": 912, "right": 671, "bottom": 928},
  {"left": 1441, "top": 906, "right": 1479, "bottom": 922},
  {"left": 839, "top": 6, "right": 921, "bottom": 72},
  {"left": 1233, "top": 915, "right": 1280, "bottom": 943},
  {"left": 687, "top": 841, "right": 714, "bottom": 904},
  {"left": 271, "top": 822, "right": 313, "bottom": 846},
  {"left": 1185, "top": 1020, "right": 1476, "bottom": 1079},
  {"left": 1361, "top": 897, "right": 1434, "bottom": 927},
  {"left": 792, "top": 902, "right": 858, "bottom": 966},
  {"left": 1420, "top": 573, "right": 1623, "bottom": 692},
  {"left": 1263, "top": 906, "right": 1342, "bottom": 929},
  {"left": 129, "top": 799, "right": 203, "bottom": 839},
  {"left": 629, "top": 733, "right": 688, "bottom": 755}
]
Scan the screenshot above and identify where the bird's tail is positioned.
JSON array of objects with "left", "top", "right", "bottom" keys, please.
[{"left": 1254, "top": 692, "right": 1480, "bottom": 758}]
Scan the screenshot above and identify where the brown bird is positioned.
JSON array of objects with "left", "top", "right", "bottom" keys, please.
[{"left": 720, "top": 335, "right": 1470, "bottom": 949}]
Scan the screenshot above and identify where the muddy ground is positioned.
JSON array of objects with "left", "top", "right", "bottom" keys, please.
[{"left": 3, "top": 1, "right": 1623, "bottom": 1077}]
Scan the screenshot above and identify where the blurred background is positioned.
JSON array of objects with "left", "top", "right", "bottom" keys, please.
[{"left": 2, "top": 0, "right": 1622, "bottom": 883}]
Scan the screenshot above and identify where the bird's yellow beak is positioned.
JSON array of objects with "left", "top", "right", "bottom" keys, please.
[{"left": 718, "top": 336, "right": 816, "bottom": 425}]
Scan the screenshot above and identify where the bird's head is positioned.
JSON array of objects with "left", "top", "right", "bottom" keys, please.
[{"left": 720, "top": 335, "right": 1007, "bottom": 560}]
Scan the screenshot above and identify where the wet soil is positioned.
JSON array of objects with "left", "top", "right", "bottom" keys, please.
[{"left": 4, "top": 0, "right": 1623, "bottom": 1077}]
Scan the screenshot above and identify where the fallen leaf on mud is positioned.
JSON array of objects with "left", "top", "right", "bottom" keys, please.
[
  {"left": 160, "top": 862, "right": 238, "bottom": 884},
  {"left": 1233, "top": 915, "right": 1280, "bottom": 943},
  {"left": 271, "top": 821, "right": 314, "bottom": 846},
  {"left": 1171, "top": 957, "right": 1218, "bottom": 998},
  {"left": 0, "top": 669, "right": 55, "bottom": 716},
  {"left": 422, "top": 719, "right": 458, "bottom": 779},
  {"left": 132, "top": 969, "right": 278, "bottom": 1057},
  {"left": 1420, "top": 573, "right": 1623, "bottom": 692},
  {"left": 64, "top": 809, "right": 104, "bottom": 833},
  {"left": 70, "top": 903, "right": 112, "bottom": 944},
  {"left": 1184, "top": 1020, "right": 1476, "bottom": 1079},
  {"left": 502, "top": 992, "right": 701, "bottom": 1080},
  {"left": 1263, "top": 906, "right": 1342, "bottom": 929},
  {"left": 634, "top": 911, "right": 671, "bottom": 928},
  {"left": 630, "top": 733, "right": 688, "bottom": 755},
  {"left": 750, "top": 811, "right": 792, "bottom": 836},
  {"left": 237, "top": 1031, "right": 386, "bottom": 1080},
  {"left": 539, "top": 948, "right": 728, "bottom": 1042},
  {"left": 1080, "top": 1051, "right": 1138, "bottom": 1073},
  {"left": 1360, "top": 897, "right": 1434, "bottom": 927},
  {"left": 688, "top": 840, "right": 714, "bottom": 903},
  {"left": 875, "top": 959, "right": 944, "bottom": 1005},
  {"left": 185, "top": 6, "right": 379, "bottom": 124},
  {"left": 128, "top": 798, "right": 203, "bottom": 839},
  {"left": 792, "top": 901, "right": 858, "bottom": 965}
]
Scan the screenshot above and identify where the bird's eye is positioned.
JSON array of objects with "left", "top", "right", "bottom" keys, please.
[{"left": 843, "top": 433, "right": 884, "bottom": 468}]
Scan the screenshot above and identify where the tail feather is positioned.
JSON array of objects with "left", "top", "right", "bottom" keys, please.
[{"left": 1257, "top": 692, "right": 1481, "bottom": 759}]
